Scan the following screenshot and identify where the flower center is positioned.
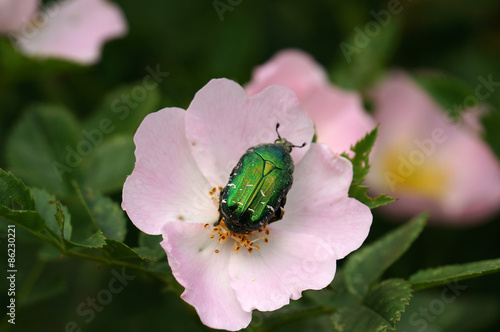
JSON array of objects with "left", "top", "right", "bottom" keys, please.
[
  {"left": 383, "top": 147, "right": 449, "bottom": 200},
  {"left": 204, "top": 219, "right": 270, "bottom": 254}
]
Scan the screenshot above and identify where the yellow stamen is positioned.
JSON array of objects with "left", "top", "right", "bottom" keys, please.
[{"left": 205, "top": 219, "right": 270, "bottom": 254}]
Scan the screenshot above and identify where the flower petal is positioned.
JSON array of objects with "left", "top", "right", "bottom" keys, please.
[
  {"left": 303, "top": 86, "right": 375, "bottom": 154},
  {"left": 122, "top": 108, "right": 217, "bottom": 234},
  {"left": 289, "top": 143, "right": 353, "bottom": 205},
  {"left": 229, "top": 228, "right": 336, "bottom": 312},
  {"left": 16, "top": 0, "right": 127, "bottom": 64},
  {"left": 0, "top": 0, "right": 38, "bottom": 32},
  {"left": 245, "top": 49, "right": 327, "bottom": 101},
  {"left": 161, "top": 222, "right": 252, "bottom": 331},
  {"left": 367, "top": 71, "right": 500, "bottom": 224},
  {"left": 185, "top": 78, "right": 315, "bottom": 187},
  {"left": 273, "top": 143, "right": 373, "bottom": 258},
  {"left": 245, "top": 49, "right": 375, "bottom": 154}
]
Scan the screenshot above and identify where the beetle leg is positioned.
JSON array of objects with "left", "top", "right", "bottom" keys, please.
[
  {"left": 215, "top": 203, "right": 224, "bottom": 226},
  {"left": 280, "top": 195, "right": 287, "bottom": 207},
  {"left": 270, "top": 207, "right": 284, "bottom": 223},
  {"left": 269, "top": 195, "right": 287, "bottom": 224},
  {"left": 214, "top": 187, "right": 226, "bottom": 226}
]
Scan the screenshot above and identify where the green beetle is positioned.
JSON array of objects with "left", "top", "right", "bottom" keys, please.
[{"left": 216, "top": 123, "right": 305, "bottom": 234}]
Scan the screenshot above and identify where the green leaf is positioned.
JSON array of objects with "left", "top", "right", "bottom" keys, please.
[
  {"left": 409, "top": 258, "right": 500, "bottom": 290},
  {"left": 363, "top": 279, "right": 413, "bottom": 328},
  {"left": 342, "top": 127, "right": 396, "bottom": 209},
  {"left": 411, "top": 72, "right": 476, "bottom": 120},
  {"left": 331, "top": 18, "right": 401, "bottom": 90},
  {"left": 79, "top": 186, "right": 127, "bottom": 242},
  {"left": 344, "top": 213, "right": 428, "bottom": 298},
  {"left": 134, "top": 233, "right": 166, "bottom": 260},
  {"left": 64, "top": 230, "right": 106, "bottom": 248},
  {"left": 83, "top": 135, "right": 135, "bottom": 193},
  {"left": 347, "top": 185, "right": 396, "bottom": 209},
  {"left": 6, "top": 105, "right": 82, "bottom": 198},
  {"left": 31, "top": 188, "right": 72, "bottom": 240},
  {"left": 331, "top": 304, "right": 392, "bottom": 332},
  {"left": 344, "top": 126, "right": 378, "bottom": 185},
  {"left": 82, "top": 82, "right": 160, "bottom": 136},
  {"left": 103, "top": 239, "right": 149, "bottom": 262},
  {"left": 331, "top": 279, "right": 413, "bottom": 332},
  {"left": 0, "top": 169, "right": 45, "bottom": 232},
  {"left": 396, "top": 290, "right": 500, "bottom": 332},
  {"left": 481, "top": 108, "right": 500, "bottom": 161},
  {"left": 0, "top": 169, "right": 36, "bottom": 210}
]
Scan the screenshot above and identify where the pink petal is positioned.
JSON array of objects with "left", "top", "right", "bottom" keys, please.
[
  {"left": 161, "top": 222, "right": 252, "bottom": 331},
  {"left": 245, "top": 49, "right": 376, "bottom": 154},
  {"left": 367, "top": 71, "right": 500, "bottom": 224},
  {"left": 16, "top": 0, "right": 127, "bottom": 64},
  {"left": 303, "top": 85, "right": 375, "bottom": 154},
  {"left": 246, "top": 49, "right": 327, "bottom": 101},
  {"left": 0, "top": 0, "right": 38, "bottom": 32},
  {"left": 228, "top": 228, "right": 336, "bottom": 312},
  {"left": 273, "top": 143, "right": 373, "bottom": 258},
  {"left": 122, "top": 108, "right": 217, "bottom": 234},
  {"left": 185, "top": 78, "right": 315, "bottom": 187}
]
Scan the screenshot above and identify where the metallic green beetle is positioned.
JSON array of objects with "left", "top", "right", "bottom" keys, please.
[{"left": 216, "top": 123, "right": 305, "bottom": 234}]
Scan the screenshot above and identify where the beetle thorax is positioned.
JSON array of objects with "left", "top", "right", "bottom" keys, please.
[{"left": 274, "top": 138, "right": 294, "bottom": 153}]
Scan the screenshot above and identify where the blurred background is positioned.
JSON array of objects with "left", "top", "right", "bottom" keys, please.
[{"left": 1, "top": 0, "right": 500, "bottom": 331}]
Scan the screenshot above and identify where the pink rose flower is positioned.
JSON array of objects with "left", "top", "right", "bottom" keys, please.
[
  {"left": 122, "top": 79, "right": 372, "bottom": 330},
  {"left": 2, "top": 0, "right": 127, "bottom": 64},
  {"left": 245, "top": 49, "right": 376, "bottom": 154},
  {"left": 366, "top": 71, "right": 500, "bottom": 224}
]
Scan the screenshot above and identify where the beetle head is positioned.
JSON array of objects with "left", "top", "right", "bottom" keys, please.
[{"left": 275, "top": 123, "right": 306, "bottom": 153}]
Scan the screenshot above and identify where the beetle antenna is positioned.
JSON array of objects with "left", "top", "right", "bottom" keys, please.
[
  {"left": 275, "top": 123, "right": 282, "bottom": 139},
  {"left": 293, "top": 142, "right": 306, "bottom": 149}
]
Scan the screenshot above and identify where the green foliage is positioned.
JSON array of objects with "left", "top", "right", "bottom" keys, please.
[
  {"left": 64, "top": 230, "right": 107, "bottom": 249},
  {"left": 6, "top": 105, "right": 82, "bottom": 198},
  {"left": 78, "top": 186, "right": 127, "bottom": 242},
  {"left": 6, "top": 82, "right": 159, "bottom": 199},
  {"left": 363, "top": 279, "right": 413, "bottom": 327},
  {"left": 103, "top": 239, "right": 151, "bottom": 262},
  {"left": 326, "top": 213, "right": 500, "bottom": 332},
  {"left": 342, "top": 127, "right": 396, "bottom": 209},
  {"left": 0, "top": 169, "right": 45, "bottom": 232},
  {"left": 409, "top": 258, "right": 500, "bottom": 290},
  {"left": 347, "top": 126, "right": 378, "bottom": 184},
  {"left": 31, "top": 187, "right": 72, "bottom": 240},
  {"left": 331, "top": 305, "right": 394, "bottom": 332},
  {"left": 481, "top": 108, "right": 500, "bottom": 161},
  {"left": 344, "top": 213, "right": 427, "bottom": 298},
  {"left": 82, "top": 83, "right": 161, "bottom": 136},
  {"left": 347, "top": 184, "right": 396, "bottom": 209},
  {"left": 411, "top": 72, "right": 476, "bottom": 120},
  {"left": 328, "top": 277, "right": 413, "bottom": 332},
  {"left": 322, "top": 215, "right": 425, "bottom": 331},
  {"left": 83, "top": 135, "right": 135, "bottom": 193},
  {"left": 396, "top": 290, "right": 500, "bottom": 332},
  {"left": 331, "top": 17, "right": 401, "bottom": 90},
  {"left": 135, "top": 233, "right": 166, "bottom": 260}
]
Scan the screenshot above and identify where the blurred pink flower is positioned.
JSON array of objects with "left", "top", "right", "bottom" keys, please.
[
  {"left": 122, "top": 79, "right": 372, "bottom": 331},
  {"left": 0, "top": 0, "right": 38, "bottom": 32},
  {"left": 2, "top": 0, "right": 127, "bottom": 64},
  {"left": 366, "top": 71, "right": 500, "bottom": 225},
  {"left": 246, "top": 49, "right": 376, "bottom": 154}
]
